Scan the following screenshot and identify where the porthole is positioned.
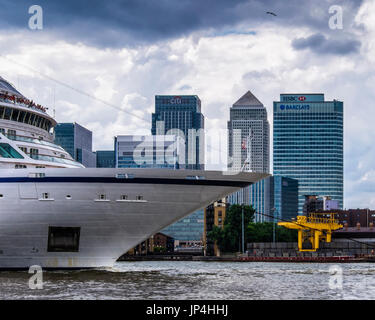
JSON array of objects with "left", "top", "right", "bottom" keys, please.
[{"left": 66, "top": 195, "right": 72, "bottom": 199}]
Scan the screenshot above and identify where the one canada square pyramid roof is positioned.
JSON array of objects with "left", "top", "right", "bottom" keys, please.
[{"left": 232, "top": 90, "right": 263, "bottom": 107}]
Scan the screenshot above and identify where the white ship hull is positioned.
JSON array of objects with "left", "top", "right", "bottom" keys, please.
[{"left": 0, "top": 168, "right": 267, "bottom": 269}]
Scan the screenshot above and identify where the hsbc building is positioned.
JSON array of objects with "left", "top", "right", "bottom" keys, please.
[{"left": 273, "top": 93, "right": 344, "bottom": 213}]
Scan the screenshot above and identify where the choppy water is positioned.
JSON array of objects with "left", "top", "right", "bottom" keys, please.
[{"left": 1, "top": 261, "right": 375, "bottom": 300}]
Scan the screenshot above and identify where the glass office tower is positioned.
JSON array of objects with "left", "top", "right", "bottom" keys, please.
[
  {"left": 152, "top": 95, "right": 204, "bottom": 170},
  {"left": 114, "top": 135, "right": 180, "bottom": 169},
  {"left": 273, "top": 94, "right": 343, "bottom": 214},
  {"left": 228, "top": 176, "right": 298, "bottom": 222},
  {"left": 151, "top": 95, "right": 205, "bottom": 242},
  {"left": 272, "top": 176, "right": 299, "bottom": 221},
  {"left": 54, "top": 122, "right": 96, "bottom": 167},
  {"left": 96, "top": 150, "right": 115, "bottom": 168}
]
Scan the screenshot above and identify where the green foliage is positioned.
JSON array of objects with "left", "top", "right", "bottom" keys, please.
[
  {"left": 207, "top": 204, "right": 297, "bottom": 253},
  {"left": 247, "top": 222, "right": 297, "bottom": 243},
  {"left": 153, "top": 246, "right": 166, "bottom": 253},
  {"left": 207, "top": 204, "right": 255, "bottom": 252}
]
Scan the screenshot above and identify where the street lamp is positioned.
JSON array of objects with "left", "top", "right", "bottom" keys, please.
[
  {"left": 271, "top": 207, "right": 277, "bottom": 243},
  {"left": 241, "top": 203, "right": 245, "bottom": 254}
]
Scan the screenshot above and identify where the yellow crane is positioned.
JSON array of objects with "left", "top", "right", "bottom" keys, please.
[{"left": 278, "top": 213, "right": 343, "bottom": 252}]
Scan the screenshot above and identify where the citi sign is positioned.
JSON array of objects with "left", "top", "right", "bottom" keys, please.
[
  {"left": 170, "top": 96, "right": 182, "bottom": 104},
  {"left": 280, "top": 104, "right": 310, "bottom": 110}
]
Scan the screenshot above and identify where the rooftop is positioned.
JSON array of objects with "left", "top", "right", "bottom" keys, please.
[{"left": 233, "top": 91, "right": 263, "bottom": 107}]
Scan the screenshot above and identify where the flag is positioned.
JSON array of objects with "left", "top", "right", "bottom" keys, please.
[{"left": 241, "top": 139, "right": 247, "bottom": 149}]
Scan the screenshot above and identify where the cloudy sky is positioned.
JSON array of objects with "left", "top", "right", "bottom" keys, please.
[{"left": 0, "top": 0, "right": 374, "bottom": 209}]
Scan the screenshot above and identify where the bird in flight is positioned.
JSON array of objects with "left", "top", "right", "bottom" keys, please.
[{"left": 266, "top": 11, "right": 277, "bottom": 16}]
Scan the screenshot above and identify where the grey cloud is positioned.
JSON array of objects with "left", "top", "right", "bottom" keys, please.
[
  {"left": 242, "top": 70, "right": 275, "bottom": 80},
  {"left": 178, "top": 84, "right": 192, "bottom": 90},
  {"left": 0, "top": 0, "right": 365, "bottom": 48},
  {"left": 292, "top": 33, "right": 361, "bottom": 55}
]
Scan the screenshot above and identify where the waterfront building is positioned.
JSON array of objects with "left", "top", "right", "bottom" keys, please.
[
  {"left": 161, "top": 209, "right": 205, "bottom": 243},
  {"left": 272, "top": 176, "right": 299, "bottom": 221},
  {"left": 54, "top": 122, "right": 96, "bottom": 167},
  {"left": 227, "top": 91, "right": 271, "bottom": 221},
  {"left": 114, "top": 135, "right": 181, "bottom": 169},
  {"left": 303, "top": 195, "right": 339, "bottom": 215},
  {"left": 334, "top": 209, "right": 375, "bottom": 228},
  {"left": 124, "top": 232, "right": 175, "bottom": 256},
  {"left": 228, "top": 177, "right": 271, "bottom": 223},
  {"left": 152, "top": 95, "right": 205, "bottom": 242},
  {"left": 204, "top": 199, "right": 227, "bottom": 256},
  {"left": 273, "top": 94, "right": 344, "bottom": 213},
  {"left": 228, "top": 176, "right": 298, "bottom": 222},
  {"left": 96, "top": 150, "right": 115, "bottom": 168},
  {"left": 151, "top": 95, "right": 204, "bottom": 170},
  {"left": 227, "top": 91, "right": 270, "bottom": 174}
]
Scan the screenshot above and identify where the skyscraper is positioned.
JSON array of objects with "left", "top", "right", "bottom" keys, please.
[
  {"left": 227, "top": 91, "right": 271, "bottom": 222},
  {"left": 273, "top": 93, "right": 344, "bottom": 213},
  {"left": 152, "top": 95, "right": 205, "bottom": 243},
  {"left": 227, "top": 91, "right": 270, "bottom": 174},
  {"left": 54, "top": 122, "right": 96, "bottom": 167},
  {"left": 152, "top": 95, "right": 204, "bottom": 170}
]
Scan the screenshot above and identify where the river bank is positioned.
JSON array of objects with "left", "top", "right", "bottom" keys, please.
[{"left": 119, "top": 254, "right": 375, "bottom": 263}]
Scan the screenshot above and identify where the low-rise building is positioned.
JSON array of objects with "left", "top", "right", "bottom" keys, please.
[
  {"left": 303, "top": 195, "right": 339, "bottom": 215},
  {"left": 126, "top": 232, "right": 174, "bottom": 255},
  {"left": 203, "top": 198, "right": 227, "bottom": 256},
  {"left": 334, "top": 209, "right": 375, "bottom": 228}
]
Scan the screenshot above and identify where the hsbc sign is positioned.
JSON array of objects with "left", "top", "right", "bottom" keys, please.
[
  {"left": 282, "top": 95, "right": 307, "bottom": 102},
  {"left": 280, "top": 94, "right": 325, "bottom": 103}
]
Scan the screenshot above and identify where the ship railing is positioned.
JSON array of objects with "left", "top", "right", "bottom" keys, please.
[
  {"left": 29, "top": 154, "right": 84, "bottom": 167},
  {"left": 5, "top": 134, "right": 65, "bottom": 151},
  {"left": 0, "top": 96, "right": 47, "bottom": 114}
]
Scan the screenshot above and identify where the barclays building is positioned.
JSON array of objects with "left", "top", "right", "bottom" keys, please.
[{"left": 273, "top": 94, "right": 343, "bottom": 214}]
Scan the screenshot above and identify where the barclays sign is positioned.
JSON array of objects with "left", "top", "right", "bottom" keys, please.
[{"left": 280, "top": 104, "right": 310, "bottom": 111}]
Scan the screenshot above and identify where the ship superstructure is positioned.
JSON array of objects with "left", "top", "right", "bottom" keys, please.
[{"left": 0, "top": 76, "right": 83, "bottom": 169}]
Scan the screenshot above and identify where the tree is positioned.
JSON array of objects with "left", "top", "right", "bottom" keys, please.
[
  {"left": 207, "top": 204, "right": 298, "bottom": 253},
  {"left": 207, "top": 204, "right": 255, "bottom": 253},
  {"left": 247, "top": 222, "right": 297, "bottom": 242}
]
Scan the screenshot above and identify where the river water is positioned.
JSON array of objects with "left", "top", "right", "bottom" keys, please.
[{"left": 0, "top": 261, "right": 375, "bottom": 300}]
